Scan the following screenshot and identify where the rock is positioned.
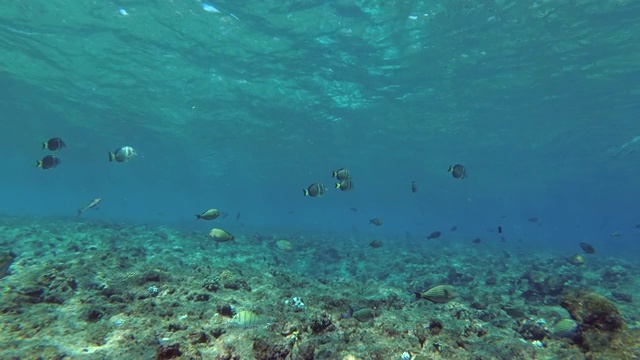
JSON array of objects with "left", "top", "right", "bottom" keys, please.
[
  {"left": 157, "top": 343, "right": 181, "bottom": 359},
  {"left": 560, "top": 291, "right": 624, "bottom": 332},
  {"left": 309, "top": 312, "right": 334, "bottom": 334}
]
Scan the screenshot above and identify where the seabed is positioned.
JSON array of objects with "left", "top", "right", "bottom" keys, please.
[{"left": 1, "top": 216, "right": 638, "bottom": 359}]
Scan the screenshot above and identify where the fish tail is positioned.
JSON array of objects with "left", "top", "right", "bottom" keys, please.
[
  {"left": 335, "top": 182, "right": 340, "bottom": 189},
  {"left": 447, "top": 165, "right": 453, "bottom": 172},
  {"left": 35, "top": 160, "right": 42, "bottom": 168},
  {"left": 331, "top": 171, "right": 337, "bottom": 178},
  {"left": 42, "top": 142, "right": 48, "bottom": 149},
  {"left": 77, "top": 209, "right": 83, "bottom": 216},
  {"left": 108, "top": 152, "right": 114, "bottom": 162},
  {"left": 195, "top": 214, "right": 201, "bottom": 220},
  {"left": 414, "top": 292, "right": 422, "bottom": 301},
  {"left": 302, "top": 189, "right": 309, "bottom": 196}
]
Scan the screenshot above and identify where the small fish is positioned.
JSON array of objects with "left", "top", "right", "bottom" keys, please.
[
  {"left": 341, "top": 306, "right": 354, "bottom": 319},
  {"left": 340, "top": 306, "right": 373, "bottom": 321},
  {"left": 78, "top": 198, "right": 101, "bottom": 216},
  {"left": 303, "top": 183, "right": 326, "bottom": 197},
  {"left": 196, "top": 209, "right": 220, "bottom": 220},
  {"left": 411, "top": 181, "right": 418, "bottom": 193},
  {"left": 231, "top": 310, "right": 265, "bottom": 328},
  {"left": 335, "top": 179, "right": 354, "bottom": 192},
  {"left": 472, "top": 238, "right": 482, "bottom": 244},
  {"left": 236, "top": 212, "right": 241, "bottom": 220},
  {"left": 0, "top": 251, "right": 16, "bottom": 279},
  {"left": 108, "top": 146, "right": 137, "bottom": 163},
  {"left": 450, "top": 226, "right": 458, "bottom": 232},
  {"left": 36, "top": 155, "right": 61, "bottom": 169},
  {"left": 369, "top": 218, "right": 383, "bottom": 226},
  {"left": 415, "top": 285, "right": 458, "bottom": 303},
  {"left": 447, "top": 164, "right": 467, "bottom": 179},
  {"left": 331, "top": 168, "right": 351, "bottom": 181},
  {"left": 610, "top": 231, "right": 622, "bottom": 237},
  {"left": 427, "top": 231, "right": 442, "bottom": 239},
  {"left": 497, "top": 226, "right": 503, "bottom": 234},
  {"left": 528, "top": 217, "right": 539, "bottom": 223},
  {"left": 42, "top": 137, "right": 66, "bottom": 151},
  {"left": 568, "top": 254, "right": 586, "bottom": 265},
  {"left": 349, "top": 207, "right": 358, "bottom": 212},
  {"left": 208, "top": 228, "right": 234, "bottom": 242},
  {"left": 579, "top": 242, "right": 595, "bottom": 254},
  {"left": 202, "top": 3, "right": 220, "bottom": 13},
  {"left": 369, "top": 239, "right": 383, "bottom": 248}
]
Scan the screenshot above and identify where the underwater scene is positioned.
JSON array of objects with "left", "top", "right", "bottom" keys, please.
[{"left": 1, "top": 0, "right": 639, "bottom": 359}]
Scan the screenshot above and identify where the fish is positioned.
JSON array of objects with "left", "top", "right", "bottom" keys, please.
[
  {"left": 612, "top": 135, "right": 640, "bottom": 158},
  {"left": 0, "top": 252, "right": 16, "bottom": 279},
  {"left": 497, "top": 226, "right": 503, "bottom": 234},
  {"left": 568, "top": 254, "right": 586, "bottom": 265},
  {"left": 447, "top": 164, "right": 467, "bottom": 179},
  {"left": 201, "top": 3, "right": 220, "bottom": 13},
  {"left": 411, "top": 181, "right": 418, "bottom": 193},
  {"left": 427, "top": 231, "right": 442, "bottom": 239},
  {"left": 415, "top": 285, "right": 458, "bottom": 303},
  {"left": 528, "top": 217, "right": 539, "bottom": 223},
  {"left": 369, "top": 218, "right": 383, "bottom": 226},
  {"left": 236, "top": 212, "right": 241, "bottom": 220},
  {"left": 335, "top": 179, "right": 354, "bottom": 191},
  {"left": 42, "top": 137, "right": 65, "bottom": 151},
  {"left": 231, "top": 310, "right": 265, "bottom": 328},
  {"left": 369, "top": 239, "right": 383, "bottom": 248},
  {"left": 196, "top": 209, "right": 220, "bottom": 220},
  {"left": 77, "top": 198, "right": 102, "bottom": 216},
  {"left": 208, "top": 228, "right": 234, "bottom": 242},
  {"left": 450, "top": 226, "right": 458, "bottom": 232},
  {"left": 610, "top": 231, "right": 622, "bottom": 237},
  {"left": 303, "top": 183, "right": 326, "bottom": 197},
  {"left": 551, "top": 319, "right": 579, "bottom": 338},
  {"left": 36, "top": 155, "right": 61, "bottom": 169},
  {"left": 331, "top": 168, "right": 351, "bottom": 181},
  {"left": 340, "top": 306, "right": 373, "bottom": 322},
  {"left": 472, "top": 238, "right": 482, "bottom": 244},
  {"left": 579, "top": 242, "right": 595, "bottom": 254},
  {"left": 349, "top": 207, "right": 358, "bottom": 212},
  {"left": 108, "top": 146, "right": 137, "bottom": 163},
  {"left": 276, "top": 240, "right": 292, "bottom": 251}
]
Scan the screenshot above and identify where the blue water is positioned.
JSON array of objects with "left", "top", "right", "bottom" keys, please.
[{"left": 0, "top": 1, "right": 639, "bottom": 258}]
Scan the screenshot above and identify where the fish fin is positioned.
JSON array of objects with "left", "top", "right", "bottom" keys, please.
[
  {"left": 302, "top": 189, "right": 309, "bottom": 196},
  {"left": 108, "top": 152, "right": 114, "bottom": 162},
  {"left": 35, "top": 160, "right": 42, "bottom": 168},
  {"left": 195, "top": 214, "right": 201, "bottom": 220},
  {"left": 42, "top": 142, "right": 48, "bottom": 149}
]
